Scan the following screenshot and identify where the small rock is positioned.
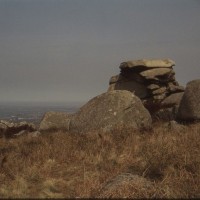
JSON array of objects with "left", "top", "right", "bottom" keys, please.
[
  {"left": 152, "top": 87, "right": 167, "bottom": 95},
  {"left": 153, "top": 93, "right": 166, "bottom": 100},
  {"left": 147, "top": 84, "right": 160, "bottom": 90},
  {"left": 98, "top": 173, "right": 153, "bottom": 198},
  {"left": 167, "top": 120, "right": 186, "bottom": 132},
  {"left": 39, "top": 111, "right": 72, "bottom": 132},
  {"left": 168, "top": 83, "right": 185, "bottom": 93}
]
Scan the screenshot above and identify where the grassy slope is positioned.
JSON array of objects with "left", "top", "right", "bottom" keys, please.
[{"left": 0, "top": 122, "right": 199, "bottom": 198}]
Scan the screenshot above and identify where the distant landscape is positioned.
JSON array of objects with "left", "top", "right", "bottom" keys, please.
[{"left": 0, "top": 102, "right": 82, "bottom": 124}]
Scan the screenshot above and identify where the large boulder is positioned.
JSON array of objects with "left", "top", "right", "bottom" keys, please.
[
  {"left": 70, "top": 90, "right": 152, "bottom": 132},
  {"left": 39, "top": 112, "right": 72, "bottom": 132},
  {"left": 177, "top": 80, "right": 200, "bottom": 121}
]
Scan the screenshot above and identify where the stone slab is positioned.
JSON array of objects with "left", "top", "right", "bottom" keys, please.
[{"left": 120, "top": 59, "right": 175, "bottom": 70}]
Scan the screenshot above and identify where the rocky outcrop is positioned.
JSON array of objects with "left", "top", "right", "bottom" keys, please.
[
  {"left": 70, "top": 90, "right": 152, "bottom": 133},
  {"left": 39, "top": 111, "right": 72, "bottom": 132},
  {"left": 108, "top": 59, "right": 184, "bottom": 113},
  {"left": 0, "top": 120, "right": 37, "bottom": 138},
  {"left": 177, "top": 80, "right": 200, "bottom": 121}
]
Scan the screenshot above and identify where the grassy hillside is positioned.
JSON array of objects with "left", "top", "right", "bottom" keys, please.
[{"left": 0, "top": 122, "right": 199, "bottom": 198}]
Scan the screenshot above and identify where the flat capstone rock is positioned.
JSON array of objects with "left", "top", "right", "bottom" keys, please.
[{"left": 120, "top": 59, "right": 175, "bottom": 70}]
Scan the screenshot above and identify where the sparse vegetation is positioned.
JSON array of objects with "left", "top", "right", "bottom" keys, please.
[{"left": 0, "top": 122, "right": 199, "bottom": 198}]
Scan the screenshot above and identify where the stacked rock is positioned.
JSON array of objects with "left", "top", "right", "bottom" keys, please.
[{"left": 108, "top": 59, "right": 184, "bottom": 111}]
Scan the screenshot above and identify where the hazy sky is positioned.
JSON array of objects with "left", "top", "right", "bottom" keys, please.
[{"left": 0, "top": 0, "right": 200, "bottom": 103}]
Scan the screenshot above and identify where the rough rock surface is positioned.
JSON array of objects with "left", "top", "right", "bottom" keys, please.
[
  {"left": 0, "top": 120, "right": 36, "bottom": 138},
  {"left": 161, "top": 92, "right": 184, "bottom": 108},
  {"left": 97, "top": 173, "right": 153, "bottom": 198},
  {"left": 168, "top": 83, "right": 184, "bottom": 93},
  {"left": 39, "top": 111, "right": 72, "bottom": 132},
  {"left": 177, "top": 80, "right": 200, "bottom": 121},
  {"left": 70, "top": 90, "right": 152, "bottom": 132},
  {"left": 151, "top": 92, "right": 184, "bottom": 121},
  {"left": 108, "top": 79, "right": 148, "bottom": 99}
]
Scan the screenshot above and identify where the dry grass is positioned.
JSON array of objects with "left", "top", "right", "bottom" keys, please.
[{"left": 0, "top": 122, "right": 200, "bottom": 198}]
